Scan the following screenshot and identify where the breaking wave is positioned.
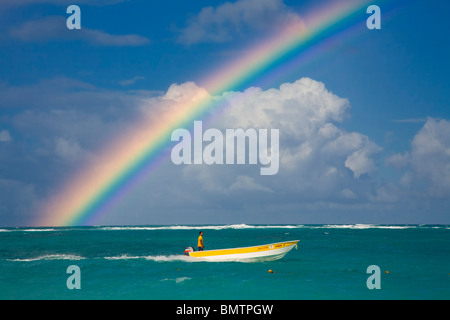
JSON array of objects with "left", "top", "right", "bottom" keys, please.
[
  {"left": 97, "top": 224, "right": 301, "bottom": 231},
  {"left": 161, "top": 277, "right": 191, "bottom": 283},
  {"left": 97, "top": 224, "right": 433, "bottom": 231},
  {"left": 320, "top": 224, "right": 414, "bottom": 229},
  {"left": 2, "top": 224, "right": 446, "bottom": 233},
  {"left": 0, "top": 228, "right": 58, "bottom": 232}
]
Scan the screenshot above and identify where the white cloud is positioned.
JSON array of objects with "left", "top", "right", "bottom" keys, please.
[
  {"left": 385, "top": 151, "right": 410, "bottom": 169},
  {"left": 392, "top": 118, "right": 426, "bottom": 123},
  {"left": 229, "top": 175, "right": 273, "bottom": 193},
  {"left": 387, "top": 118, "right": 450, "bottom": 199},
  {"left": 7, "top": 76, "right": 448, "bottom": 225},
  {"left": 84, "top": 29, "right": 150, "bottom": 46},
  {"left": 119, "top": 76, "right": 145, "bottom": 86},
  {"left": 163, "top": 78, "right": 382, "bottom": 202},
  {"left": 9, "top": 16, "right": 150, "bottom": 46},
  {"left": 0, "top": 130, "right": 12, "bottom": 142},
  {"left": 219, "top": 78, "right": 349, "bottom": 132},
  {"left": 163, "top": 82, "right": 210, "bottom": 103},
  {"left": 2, "top": 75, "right": 448, "bottom": 225},
  {"left": 341, "top": 188, "right": 357, "bottom": 199},
  {"left": 218, "top": 78, "right": 380, "bottom": 179},
  {"left": 178, "top": 0, "right": 301, "bottom": 44},
  {"left": 54, "top": 137, "right": 90, "bottom": 162},
  {"left": 409, "top": 118, "right": 450, "bottom": 197},
  {"left": 344, "top": 141, "right": 382, "bottom": 178},
  {"left": 1, "top": 0, "right": 127, "bottom": 9}
]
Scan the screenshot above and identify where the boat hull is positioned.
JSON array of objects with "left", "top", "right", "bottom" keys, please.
[{"left": 188, "top": 240, "right": 299, "bottom": 262}]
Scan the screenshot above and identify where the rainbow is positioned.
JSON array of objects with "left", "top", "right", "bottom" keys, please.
[{"left": 38, "top": 0, "right": 388, "bottom": 226}]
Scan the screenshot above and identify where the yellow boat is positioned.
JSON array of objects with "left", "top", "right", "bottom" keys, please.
[{"left": 184, "top": 240, "right": 299, "bottom": 262}]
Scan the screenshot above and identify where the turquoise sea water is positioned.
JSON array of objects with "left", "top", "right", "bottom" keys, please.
[{"left": 0, "top": 224, "right": 449, "bottom": 300}]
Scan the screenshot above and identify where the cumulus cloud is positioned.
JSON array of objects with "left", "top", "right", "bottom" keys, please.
[
  {"left": 5, "top": 76, "right": 447, "bottom": 226},
  {"left": 387, "top": 118, "right": 450, "bottom": 199},
  {"left": 344, "top": 141, "right": 382, "bottom": 178},
  {"left": 164, "top": 78, "right": 382, "bottom": 206},
  {"left": 219, "top": 78, "right": 380, "bottom": 178},
  {"left": 408, "top": 118, "right": 450, "bottom": 197},
  {"left": 163, "top": 82, "right": 210, "bottom": 103},
  {"left": 178, "top": 0, "right": 301, "bottom": 44},
  {"left": 385, "top": 151, "right": 410, "bottom": 169}
]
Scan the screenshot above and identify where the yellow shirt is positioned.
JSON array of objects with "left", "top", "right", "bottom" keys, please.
[{"left": 198, "top": 235, "right": 203, "bottom": 248}]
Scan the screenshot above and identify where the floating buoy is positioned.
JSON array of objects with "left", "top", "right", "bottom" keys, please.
[
  {"left": 268, "top": 269, "right": 274, "bottom": 273},
  {"left": 385, "top": 270, "right": 390, "bottom": 274}
]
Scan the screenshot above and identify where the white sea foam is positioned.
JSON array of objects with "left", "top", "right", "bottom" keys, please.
[
  {"left": 9, "top": 254, "right": 197, "bottom": 262},
  {"left": 21, "top": 228, "right": 58, "bottom": 232},
  {"left": 161, "top": 277, "right": 192, "bottom": 283},
  {"left": 104, "top": 255, "right": 142, "bottom": 260},
  {"left": 103, "top": 254, "right": 198, "bottom": 262},
  {"left": 8, "top": 254, "right": 85, "bottom": 262},
  {"left": 144, "top": 255, "right": 199, "bottom": 262},
  {"left": 2, "top": 224, "right": 439, "bottom": 234},
  {"left": 96, "top": 224, "right": 431, "bottom": 231},
  {"left": 323, "top": 224, "right": 374, "bottom": 229},
  {"left": 322, "top": 224, "right": 415, "bottom": 229},
  {"left": 0, "top": 228, "right": 58, "bottom": 232},
  {"left": 98, "top": 224, "right": 302, "bottom": 231}
]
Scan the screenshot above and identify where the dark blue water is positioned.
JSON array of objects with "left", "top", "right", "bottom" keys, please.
[{"left": 0, "top": 224, "right": 449, "bottom": 299}]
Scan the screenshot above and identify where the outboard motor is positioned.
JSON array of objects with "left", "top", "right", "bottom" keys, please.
[{"left": 184, "top": 247, "right": 195, "bottom": 256}]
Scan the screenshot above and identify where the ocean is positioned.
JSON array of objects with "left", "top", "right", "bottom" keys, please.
[{"left": 0, "top": 224, "right": 449, "bottom": 300}]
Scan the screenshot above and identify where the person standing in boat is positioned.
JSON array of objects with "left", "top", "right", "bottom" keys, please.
[{"left": 198, "top": 231, "right": 204, "bottom": 251}]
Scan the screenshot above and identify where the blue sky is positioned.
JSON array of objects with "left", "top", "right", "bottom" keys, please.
[{"left": 0, "top": 0, "right": 449, "bottom": 226}]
